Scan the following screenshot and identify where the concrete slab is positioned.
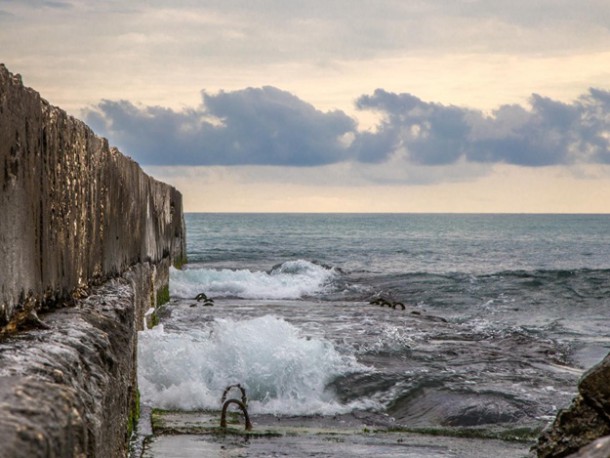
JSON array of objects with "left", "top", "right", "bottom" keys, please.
[{"left": 140, "top": 410, "right": 534, "bottom": 458}]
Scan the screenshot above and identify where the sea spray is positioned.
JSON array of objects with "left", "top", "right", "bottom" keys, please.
[
  {"left": 169, "top": 259, "right": 338, "bottom": 299},
  {"left": 138, "top": 315, "right": 374, "bottom": 414}
]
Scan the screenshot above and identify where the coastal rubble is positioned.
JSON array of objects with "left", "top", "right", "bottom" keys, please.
[
  {"left": 536, "top": 353, "right": 610, "bottom": 457},
  {"left": 567, "top": 436, "right": 610, "bottom": 458}
]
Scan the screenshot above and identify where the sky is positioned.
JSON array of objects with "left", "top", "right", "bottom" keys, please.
[{"left": 2, "top": 0, "right": 610, "bottom": 213}]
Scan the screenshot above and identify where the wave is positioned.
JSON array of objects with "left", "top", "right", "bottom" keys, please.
[
  {"left": 138, "top": 316, "right": 375, "bottom": 415},
  {"left": 365, "top": 267, "right": 610, "bottom": 307},
  {"left": 170, "top": 259, "right": 339, "bottom": 300}
]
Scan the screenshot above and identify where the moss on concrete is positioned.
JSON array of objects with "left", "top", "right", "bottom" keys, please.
[
  {"left": 381, "top": 425, "right": 543, "bottom": 443},
  {"left": 156, "top": 285, "right": 170, "bottom": 307},
  {"left": 173, "top": 255, "right": 188, "bottom": 270},
  {"left": 150, "top": 312, "right": 160, "bottom": 328},
  {"left": 128, "top": 389, "right": 141, "bottom": 438}
]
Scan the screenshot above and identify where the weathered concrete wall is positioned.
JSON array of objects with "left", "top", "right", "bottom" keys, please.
[
  {"left": 0, "top": 64, "right": 186, "bottom": 457},
  {"left": 0, "top": 63, "right": 186, "bottom": 328},
  {"left": 0, "top": 278, "right": 141, "bottom": 457},
  {"left": 536, "top": 353, "right": 610, "bottom": 457}
]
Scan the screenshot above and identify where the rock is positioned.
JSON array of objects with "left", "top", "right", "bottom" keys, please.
[
  {"left": 579, "top": 354, "right": 610, "bottom": 423},
  {"left": 567, "top": 436, "right": 610, "bottom": 458},
  {"left": 536, "top": 395, "right": 610, "bottom": 458},
  {"left": 536, "top": 353, "right": 610, "bottom": 458}
]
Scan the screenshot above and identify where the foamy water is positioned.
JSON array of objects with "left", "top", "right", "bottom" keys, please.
[
  {"left": 169, "top": 260, "right": 338, "bottom": 300},
  {"left": 138, "top": 213, "right": 610, "bottom": 444},
  {"left": 138, "top": 315, "right": 375, "bottom": 415}
]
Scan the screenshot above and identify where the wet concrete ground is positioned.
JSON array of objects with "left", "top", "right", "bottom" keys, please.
[{"left": 137, "top": 409, "right": 533, "bottom": 458}]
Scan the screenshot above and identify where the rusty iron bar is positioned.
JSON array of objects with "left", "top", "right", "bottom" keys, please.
[
  {"left": 221, "top": 383, "right": 248, "bottom": 405},
  {"left": 220, "top": 399, "right": 253, "bottom": 431}
]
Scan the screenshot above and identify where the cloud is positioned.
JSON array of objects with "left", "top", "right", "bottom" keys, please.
[
  {"left": 2, "top": 0, "right": 74, "bottom": 8},
  {"left": 86, "top": 86, "right": 610, "bottom": 176},
  {"left": 4, "top": 1, "right": 608, "bottom": 81},
  {"left": 354, "top": 88, "right": 610, "bottom": 167},
  {"left": 86, "top": 86, "right": 356, "bottom": 166},
  {"left": 354, "top": 90, "right": 475, "bottom": 165}
]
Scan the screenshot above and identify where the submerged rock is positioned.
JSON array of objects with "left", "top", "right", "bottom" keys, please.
[{"left": 387, "top": 387, "right": 528, "bottom": 428}]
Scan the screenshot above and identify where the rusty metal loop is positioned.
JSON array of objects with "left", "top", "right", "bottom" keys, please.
[
  {"left": 220, "top": 399, "right": 253, "bottom": 431},
  {"left": 221, "top": 384, "right": 248, "bottom": 405}
]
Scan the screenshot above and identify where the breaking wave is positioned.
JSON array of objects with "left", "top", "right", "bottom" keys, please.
[
  {"left": 169, "top": 259, "right": 339, "bottom": 300},
  {"left": 138, "top": 315, "right": 375, "bottom": 415}
]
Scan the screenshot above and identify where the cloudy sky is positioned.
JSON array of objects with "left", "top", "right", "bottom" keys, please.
[{"left": 2, "top": 0, "right": 610, "bottom": 212}]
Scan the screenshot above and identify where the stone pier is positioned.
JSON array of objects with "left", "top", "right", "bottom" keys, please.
[{"left": 0, "top": 64, "right": 186, "bottom": 457}]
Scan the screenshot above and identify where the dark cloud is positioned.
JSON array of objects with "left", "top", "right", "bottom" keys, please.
[
  {"left": 86, "top": 86, "right": 610, "bottom": 169},
  {"left": 2, "top": 0, "right": 74, "bottom": 8},
  {"left": 354, "top": 88, "right": 610, "bottom": 167},
  {"left": 354, "top": 90, "right": 475, "bottom": 165},
  {"left": 86, "top": 86, "right": 356, "bottom": 166},
  {"left": 47, "top": 1, "right": 72, "bottom": 8}
]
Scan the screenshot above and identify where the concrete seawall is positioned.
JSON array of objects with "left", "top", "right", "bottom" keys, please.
[{"left": 0, "top": 65, "right": 186, "bottom": 456}]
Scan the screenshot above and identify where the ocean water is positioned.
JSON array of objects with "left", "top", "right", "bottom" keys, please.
[{"left": 139, "top": 213, "right": 610, "bottom": 442}]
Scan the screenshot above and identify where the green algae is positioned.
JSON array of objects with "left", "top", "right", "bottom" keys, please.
[
  {"left": 173, "top": 255, "right": 188, "bottom": 270},
  {"left": 146, "top": 407, "right": 541, "bottom": 458},
  {"left": 149, "top": 312, "right": 160, "bottom": 328},
  {"left": 152, "top": 409, "right": 260, "bottom": 437},
  {"left": 143, "top": 410, "right": 536, "bottom": 458},
  {"left": 379, "top": 425, "right": 543, "bottom": 443},
  {"left": 128, "top": 388, "right": 141, "bottom": 439},
  {"left": 156, "top": 285, "right": 170, "bottom": 307}
]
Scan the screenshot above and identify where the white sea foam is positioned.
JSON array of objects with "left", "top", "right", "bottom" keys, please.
[
  {"left": 357, "top": 324, "right": 415, "bottom": 355},
  {"left": 170, "top": 259, "right": 338, "bottom": 300},
  {"left": 138, "top": 315, "right": 375, "bottom": 415}
]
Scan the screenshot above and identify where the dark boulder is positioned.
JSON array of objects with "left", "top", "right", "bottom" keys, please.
[{"left": 536, "top": 353, "right": 610, "bottom": 457}]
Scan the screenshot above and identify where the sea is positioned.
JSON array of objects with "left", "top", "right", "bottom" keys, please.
[{"left": 138, "top": 213, "right": 610, "bottom": 456}]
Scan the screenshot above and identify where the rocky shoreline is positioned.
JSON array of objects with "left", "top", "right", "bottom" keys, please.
[{"left": 536, "top": 353, "right": 610, "bottom": 457}]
